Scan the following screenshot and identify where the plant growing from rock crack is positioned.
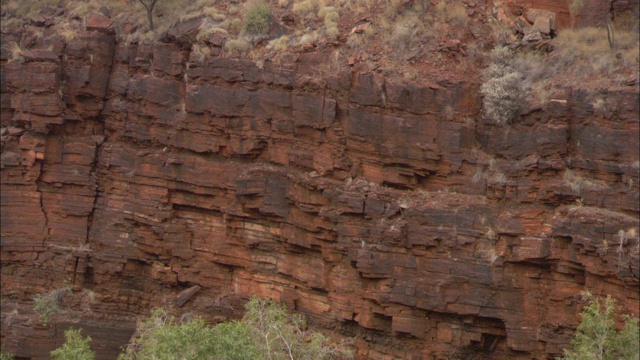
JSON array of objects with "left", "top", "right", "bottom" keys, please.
[
  {"left": 33, "top": 293, "right": 59, "bottom": 326},
  {"left": 33, "top": 288, "right": 69, "bottom": 326}
]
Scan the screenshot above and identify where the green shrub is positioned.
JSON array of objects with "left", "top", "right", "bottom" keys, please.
[
  {"left": 33, "top": 290, "right": 64, "bottom": 326},
  {"left": 243, "top": 1, "right": 271, "bottom": 36},
  {"left": 558, "top": 291, "right": 639, "bottom": 360},
  {"left": 118, "top": 308, "right": 256, "bottom": 360},
  {"left": 0, "top": 353, "right": 15, "bottom": 360},
  {"left": 120, "top": 297, "right": 353, "bottom": 359},
  {"left": 50, "top": 328, "right": 95, "bottom": 360}
]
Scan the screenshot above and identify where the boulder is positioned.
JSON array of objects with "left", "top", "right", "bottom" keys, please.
[
  {"left": 524, "top": 8, "right": 556, "bottom": 32},
  {"left": 86, "top": 13, "right": 114, "bottom": 34}
]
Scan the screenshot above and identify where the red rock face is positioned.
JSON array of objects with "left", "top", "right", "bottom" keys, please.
[{"left": 1, "top": 15, "right": 639, "bottom": 360}]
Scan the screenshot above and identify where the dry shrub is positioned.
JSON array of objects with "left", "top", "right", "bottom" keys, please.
[
  {"left": 563, "top": 169, "right": 609, "bottom": 193},
  {"left": 225, "top": 38, "right": 252, "bottom": 54},
  {"left": 10, "top": 0, "right": 59, "bottom": 18},
  {"left": 490, "top": 19, "right": 516, "bottom": 45},
  {"left": 297, "top": 31, "right": 318, "bottom": 46},
  {"left": 346, "top": 32, "right": 366, "bottom": 49},
  {"left": 479, "top": 47, "right": 523, "bottom": 126},
  {"left": 321, "top": 6, "right": 339, "bottom": 40},
  {"left": 435, "top": 1, "right": 468, "bottom": 26},
  {"left": 190, "top": 43, "right": 212, "bottom": 62},
  {"left": 381, "top": 0, "right": 403, "bottom": 20},
  {"left": 230, "top": 18, "right": 243, "bottom": 34},
  {"left": 387, "top": 13, "right": 429, "bottom": 55},
  {"left": 196, "top": 18, "right": 228, "bottom": 41},
  {"left": 267, "top": 35, "right": 291, "bottom": 54},
  {"left": 552, "top": 26, "right": 639, "bottom": 82},
  {"left": 479, "top": 25, "right": 637, "bottom": 123},
  {"left": 292, "top": 0, "right": 321, "bottom": 18},
  {"left": 7, "top": 42, "right": 25, "bottom": 63},
  {"left": 58, "top": 21, "right": 80, "bottom": 42}
]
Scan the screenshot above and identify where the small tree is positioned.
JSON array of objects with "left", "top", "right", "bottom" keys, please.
[
  {"left": 137, "top": 0, "right": 161, "bottom": 31},
  {"left": 558, "top": 291, "right": 639, "bottom": 360},
  {"left": 118, "top": 307, "right": 258, "bottom": 360},
  {"left": 50, "top": 328, "right": 95, "bottom": 360},
  {"left": 119, "top": 297, "right": 353, "bottom": 359}
]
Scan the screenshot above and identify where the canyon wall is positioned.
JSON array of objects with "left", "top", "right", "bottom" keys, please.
[{"left": 1, "top": 5, "right": 639, "bottom": 360}]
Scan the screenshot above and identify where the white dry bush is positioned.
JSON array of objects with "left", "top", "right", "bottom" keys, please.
[{"left": 480, "top": 47, "right": 523, "bottom": 126}]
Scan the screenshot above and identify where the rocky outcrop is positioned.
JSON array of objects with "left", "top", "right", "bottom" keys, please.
[{"left": 1, "top": 8, "right": 639, "bottom": 360}]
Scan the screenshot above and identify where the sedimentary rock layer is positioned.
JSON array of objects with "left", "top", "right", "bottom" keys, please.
[{"left": 1, "top": 11, "right": 638, "bottom": 360}]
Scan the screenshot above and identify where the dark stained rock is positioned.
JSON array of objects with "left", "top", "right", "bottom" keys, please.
[{"left": 176, "top": 285, "right": 201, "bottom": 307}]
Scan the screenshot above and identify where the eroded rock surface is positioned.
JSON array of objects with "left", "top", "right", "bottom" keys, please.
[{"left": 1, "top": 6, "right": 639, "bottom": 360}]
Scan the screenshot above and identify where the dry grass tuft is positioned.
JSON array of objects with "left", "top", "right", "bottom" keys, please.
[
  {"left": 225, "top": 38, "right": 252, "bottom": 55},
  {"left": 267, "top": 35, "right": 291, "bottom": 52},
  {"left": 7, "top": 42, "right": 26, "bottom": 63},
  {"left": 196, "top": 19, "right": 228, "bottom": 42},
  {"left": 563, "top": 169, "right": 609, "bottom": 193},
  {"left": 321, "top": 6, "right": 340, "bottom": 40},
  {"left": 243, "top": 1, "right": 271, "bottom": 36},
  {"left": 435, "top": 1, "right": 468, "bottom": 26},
  {"left": 386, "top": 13, "right": 429, "bottom": 55},
  {"left": 191, "top": 43, "right": 212, "bottom": 62},
  {"left": 292, "top": 0, "right": 321, "bottom": 18},
  {"left": 551, "top": 26, "right": 639, "bottom": 84}
]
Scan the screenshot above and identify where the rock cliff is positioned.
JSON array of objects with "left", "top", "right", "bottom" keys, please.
[{"left": 1, "top": 0, "right": 638, "bottom": 359}]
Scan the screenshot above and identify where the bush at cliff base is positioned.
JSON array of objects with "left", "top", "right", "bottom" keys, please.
[
  {"left": 50, "top": 328, "right": 95, "bottom": 360},
  {"left": 117, "top": 296, "right": 353, "bottom": 360},
  {"left": 558, "top": 291, "right": 639, "bottom": 360}
]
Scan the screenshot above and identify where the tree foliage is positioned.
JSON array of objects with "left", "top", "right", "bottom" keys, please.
[
  {"left": 119, "top": 296, "right": 353, "bottom": 360},
  {"left": 559, "top": 291, "right": 639, "bottom": 360},
  {"left": 50, "top": 328, "right": 95, "bottom": 360}
]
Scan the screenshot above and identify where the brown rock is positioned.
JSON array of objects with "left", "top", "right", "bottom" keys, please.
[
  {"left": 523, "top": 27, "right": 543, "bottom": 41},
  {"left": 86, "top": 14, "right": 114, "bottom": 34},
  {"left": 1, "top": 33, "right": 638, "bottom": 360},
  {"left": 532, "top": 16, "right": 552, "bottom": 34},
  {"left": 176, "top": 285, "right": 201, "bottom": 307},
  {"left": 25, "top": 49, "right": 59, "bottom": 62},
  {"left": 524, "top": 8, "right": 557, "bottom": 32}
]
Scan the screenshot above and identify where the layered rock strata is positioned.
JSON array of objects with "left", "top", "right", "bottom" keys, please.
[{"left": 1, "top": 9, "right": 639, "bottom": 360}]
